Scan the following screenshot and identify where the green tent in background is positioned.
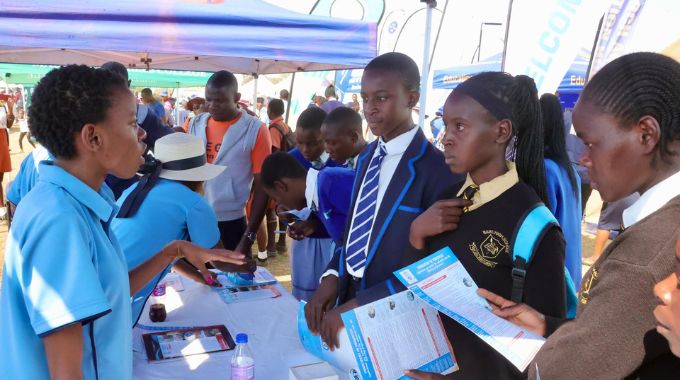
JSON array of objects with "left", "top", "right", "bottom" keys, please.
[{"left": 0, "top": 63, "right": 212, "bottom": 88}]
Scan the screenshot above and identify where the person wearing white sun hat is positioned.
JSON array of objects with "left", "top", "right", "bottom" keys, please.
[{"left": 112, "top": 132, "right": 232, "bottom": 325}]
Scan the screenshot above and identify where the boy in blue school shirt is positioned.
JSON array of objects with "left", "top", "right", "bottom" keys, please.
[
  {"left": 112, "top": 133, "right": 226, "bottom": 325},
  {"left": 283, "top": 107, "right": 341, "bottom": 300},
  {"left": 322, "top": 106, "right": 367, "bottom": 170},
  {"left": 304, "top": 52, "right": 464, "bottom": 348},
  {"left": 288, "top": 107, "right": 343, "bottom": 171},
  {"left": 261, "top": 151, "right": 354, "bottom": 244}
]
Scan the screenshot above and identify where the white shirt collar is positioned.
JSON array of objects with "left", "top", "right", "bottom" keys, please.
[
  {"left": 305, "top": 168, "right": 320, "bottom": 211},
  {"left": 622, "top": 169, "right": 680, "bottom": 228},
  {"left": 345, "top": 154, "right": 359, "bottom": 170},
  {"left": 377, "top": 126, "right": 419, "bottom": 157},
  {"left": 320, "top": 151, "right": 329, "bottom": 163}
]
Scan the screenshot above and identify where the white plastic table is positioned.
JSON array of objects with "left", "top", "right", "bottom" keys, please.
[{"left": 132, "top": 269, "right": 338, "bottom": 379}]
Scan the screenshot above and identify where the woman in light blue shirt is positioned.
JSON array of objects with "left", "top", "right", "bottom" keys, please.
[
  {"left": 0, "top": 65, "right": 245, "bottom": 380},
  {"left": 112, "top": 132, "right": 227, "bottom": 325}
]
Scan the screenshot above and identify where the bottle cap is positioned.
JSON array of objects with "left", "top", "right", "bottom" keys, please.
[
  {"left": 235, "top": 333, "right": 248, "bottom": 344},
  {"left": 152, "top": 283, "right": 166, "bottom": 297}
]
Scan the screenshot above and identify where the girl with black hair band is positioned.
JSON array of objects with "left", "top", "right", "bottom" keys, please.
[
  {"left": 407, "top": 72, "right": 566, "bottom": 379},
  {"left": 480, "top": 52, "right": 680, "bottom": 379},
  {"left": 0, "top": 65, "right": 246, "bottom": 380},
  {"left": 540, "top": 93, "right": 583, "bottom": 287}
]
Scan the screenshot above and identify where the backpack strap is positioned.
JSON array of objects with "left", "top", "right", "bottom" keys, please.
[
  {"left": 268, "top": 122, "right": 286, "bottom": 135},
  {"left": 269, "top": 121, "right": 288, "bottom": 145},
  {"left": 511, "top": 204, "right": 559, "bottom": 304},
  {"left": 564, "top": 268, "right": 578, "bottom": 318}
]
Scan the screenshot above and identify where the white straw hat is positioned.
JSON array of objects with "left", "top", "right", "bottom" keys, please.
[{"left": 153, "top": 133, "right": 225, "bottom": 181}]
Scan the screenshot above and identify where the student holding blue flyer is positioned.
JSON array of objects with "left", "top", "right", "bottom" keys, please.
[
  {"left": 305, "top": 52, "right": 463, "bottom": 350},
  {"left": 407, "top": 72, "right": 566, "bottom": 379},
  {"left": 478, "top": 53, "right": 680, "bottom": 379}
]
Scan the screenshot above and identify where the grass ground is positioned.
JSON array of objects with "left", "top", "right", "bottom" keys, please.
[{"left": 0, "top": 128, "right": 605, "bottom": 290}]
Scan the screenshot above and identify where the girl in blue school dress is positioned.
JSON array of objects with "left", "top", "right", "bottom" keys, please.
[{"left": 0, "top": 65, "right": 245, "bottom": 380}]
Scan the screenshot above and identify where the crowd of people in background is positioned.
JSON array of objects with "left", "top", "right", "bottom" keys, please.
[{"left": 1, "top": 49, "right": 680, "bottom": 380}]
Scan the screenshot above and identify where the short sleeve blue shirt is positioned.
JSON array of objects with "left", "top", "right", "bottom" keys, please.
[
  {"left": 149, "top": 101, "right": 166, "bottom": 120},
  {"left": 111, "top": 178, "right": 220, "bottom": 324},
  {"left": 6, "top": 146, "right": 53, "bottom": 205},
  {"left": 0, "top": 162, "right": 132, "bottom": 380}
]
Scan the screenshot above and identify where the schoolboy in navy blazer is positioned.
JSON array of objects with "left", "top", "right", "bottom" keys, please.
[
  {"left": 327, "top": 127, "right": 459, "bottom": 304},
  {"left": 305, "top": 53, "right": 464, "bottom": 349}
]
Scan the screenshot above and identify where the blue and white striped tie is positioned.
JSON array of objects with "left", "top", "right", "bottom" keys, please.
[{"left": 345, "top": 144, "right": 387, "bottom": 274}]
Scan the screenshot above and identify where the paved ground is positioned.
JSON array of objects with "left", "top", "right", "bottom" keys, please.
[{"left": 0, "top": 129, "right": 605, "bottom": 291}]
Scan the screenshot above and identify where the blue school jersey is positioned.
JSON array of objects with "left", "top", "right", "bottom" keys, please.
[
  {"left": 0, "top": 162, "right": 132, "bottom": 380},
  {"left": 112, "top": 178, "right": 220, "bottom": 324},
  {"left": 315, "top": 167, "right": 354, "bottom": 243},
  {"left": 545, "top": 158, "right": 582, "bottom": 285},
  {"left": 289, "top": 148, "right": 342, "bottom": 170},
  {"left": 6, "top": 146, "right": 52, "bottom": 205},
  {"left": 288, "top": 148, "right": 341, "bottom": 239}
]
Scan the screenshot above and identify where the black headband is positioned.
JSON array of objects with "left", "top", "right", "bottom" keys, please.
[
  {"left": 454, "top": 76, "right": 513, "bottom": 121},
  {"left": 117, "top": 154, "right": 207, "bottom": 218}
]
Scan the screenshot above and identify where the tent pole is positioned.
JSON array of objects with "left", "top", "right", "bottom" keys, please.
[
  {"left": 418, "top": 0, "right": 436, "bottom": 130},
  {"left": 252, "top": 59, "right": 261, "bottom": 111},
  {"left": 252, "top": 74, "right": 259, "bottom": 109},
  {"left": 428, "top": 0, "right": 448, "bottom": 73},
  {"left": 500, "top": 0, "right": 514, "bottom": 72},
  {"left": 175, "top": 82, "right": 180, "bottom": 128},
  {"left": 285, "top": 72, "right": 296, "bottom": 125},
  {"left": 585, "top": 15, "right": 605, "bottom": 82}
]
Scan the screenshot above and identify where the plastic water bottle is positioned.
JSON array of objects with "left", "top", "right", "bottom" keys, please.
[{"left": 231, "top": 333, "right": 255, "bottom": 380}]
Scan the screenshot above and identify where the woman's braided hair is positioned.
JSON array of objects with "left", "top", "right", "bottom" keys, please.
[{"left": 581, "top": 52, "right": 680, "bottom": 164}]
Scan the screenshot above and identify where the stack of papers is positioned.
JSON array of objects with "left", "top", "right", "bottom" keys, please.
[{"left": 298, "top": 290, "right": 458, "bottom": 379}]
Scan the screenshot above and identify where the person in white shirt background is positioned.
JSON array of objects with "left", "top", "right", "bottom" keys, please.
[{"left": 17, "top": 109, "right": 36, "bottom": 152}]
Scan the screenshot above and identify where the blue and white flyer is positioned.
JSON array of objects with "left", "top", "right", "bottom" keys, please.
[
  {"left": 298, "top": 291, "right": 457, "bottom": 379},
  {"left": 393, "top": 247, "right": 545, "bottom": 372}
]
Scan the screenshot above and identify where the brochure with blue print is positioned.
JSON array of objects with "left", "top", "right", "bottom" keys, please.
[
  {"left": 212, "top": 267, "right": 280, "bottom": 304},
  {"left": 393, "top": 247, "right": 545, "bottom": 372},
  {"left": 216, "top": 284, "right": 281, "bottom": 304},
  {"left": 298, "top": 291, "right": 458, "bottom": 379},
  {"left": 214, "top": 267, "right": 277, "bottom": 290}
]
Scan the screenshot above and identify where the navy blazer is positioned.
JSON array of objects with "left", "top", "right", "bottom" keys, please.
[{"left": 327, "top": 128, "right": 463, "bottom": 305}]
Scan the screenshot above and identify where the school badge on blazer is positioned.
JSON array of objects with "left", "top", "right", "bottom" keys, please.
[{"left": 469, "top": 230, "right": 510, "bottom": 268}]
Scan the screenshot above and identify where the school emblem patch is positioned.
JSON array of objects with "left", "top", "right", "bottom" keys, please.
[{"left": 469, "top": 230, "right": 510, "bottom": 268}]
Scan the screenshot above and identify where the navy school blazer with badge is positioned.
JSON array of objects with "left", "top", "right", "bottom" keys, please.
[{"left": 326, "top": 127, "right": 464, "bottom": 306}]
